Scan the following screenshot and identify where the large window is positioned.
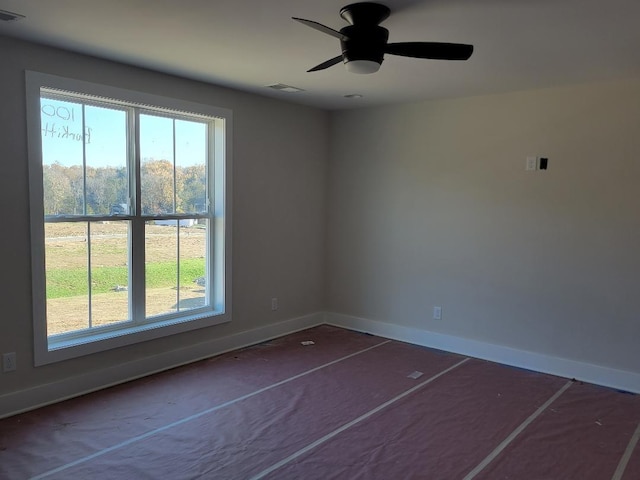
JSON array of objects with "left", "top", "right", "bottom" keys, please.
[{"left": 26, "top": 72, "right": 232, "bottom": 365}]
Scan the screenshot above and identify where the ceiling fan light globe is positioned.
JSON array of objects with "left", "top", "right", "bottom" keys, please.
[{"left": 345, "top": 59, "right": 381, "bottom": 74}]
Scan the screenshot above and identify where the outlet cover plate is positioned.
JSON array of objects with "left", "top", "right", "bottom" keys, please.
[{"left": 2, "top": 352, "right": 16, "bottom": 372}]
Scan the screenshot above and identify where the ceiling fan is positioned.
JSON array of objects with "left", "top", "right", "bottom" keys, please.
[{"left": 293, "top": 2, "right": 473, "bottom": 74}]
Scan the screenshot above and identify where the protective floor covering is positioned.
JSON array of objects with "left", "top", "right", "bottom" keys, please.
[{"left": 0, "top": 325, "right": 639, "bottom": 479}]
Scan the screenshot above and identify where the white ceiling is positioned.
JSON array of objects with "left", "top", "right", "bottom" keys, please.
[{"left": 1, "top": 0, "right": 640, "bottom": 110}]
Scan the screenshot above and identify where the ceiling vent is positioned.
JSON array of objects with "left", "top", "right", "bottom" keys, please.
[
  {"left": 0, "top": 9, "right": 25, "bottom": 22},
  {"left": 266, "top": 83, "right": 305, "bottom": 93}
]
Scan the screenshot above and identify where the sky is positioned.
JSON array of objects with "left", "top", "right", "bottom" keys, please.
[{"left": 40, "top": 97, "right": 207, "bottom": 169}]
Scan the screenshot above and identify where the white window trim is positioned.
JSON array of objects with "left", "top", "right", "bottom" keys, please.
[{"left": 26, "top": 71, "right": 233, "bottom": 366}]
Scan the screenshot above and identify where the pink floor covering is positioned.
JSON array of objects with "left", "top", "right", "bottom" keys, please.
[{"left": 0, "top": 325, "right": 638, "bottom": 479}]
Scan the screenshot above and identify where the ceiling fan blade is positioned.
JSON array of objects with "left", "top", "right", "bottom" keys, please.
[
  {"left": 385, "top": 42, "right": 473, "bottom": 61},
  {"left": 307, "top": 55, "right": 344, "bottom": 72},
  {"left": 292, "top": 17, "right": 349, "bottom": 41}
]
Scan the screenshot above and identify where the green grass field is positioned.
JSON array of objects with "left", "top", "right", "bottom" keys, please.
[{"left": 46, "top": 259, "right": 205, "bottom": 299}]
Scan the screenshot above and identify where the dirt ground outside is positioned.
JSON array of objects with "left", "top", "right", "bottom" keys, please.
[{"left": 45, "top": 221, "right": 207, "bottom": 336}]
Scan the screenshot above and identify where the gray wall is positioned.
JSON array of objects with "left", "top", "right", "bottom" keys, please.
[
  {"left": 3, "top": 33, "right": 640, "bottom": 406},
  {"left": 327, "top": 79, "right": 640, "bottom": 374},
  {"left": 0, "top": 36, "right": 328, "bottom": 397}
]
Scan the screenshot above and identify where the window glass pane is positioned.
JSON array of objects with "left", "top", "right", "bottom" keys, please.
[
  {"left": 89, "top": 221, "right": 131, "bottom": 327},
  {"left": 40, "top": 98, "right": 85, "bottom": 215},
  {"left": 175, "top": 120, "right": 207, "bottom": 214},
  {"left": 145, "top": 221, "right": 178, "bottom": 317},
  {"left": 45, "top": 222, "right": 89, "bottom": 335},
  {"left": 140, "top": 114, "right": 175, "bottom": 215},
  {"left": 84, "top": 105, "right": 128, "bottom": 216},
  {"left": 179, "top": 219, "right": 208, "bottom": 311}
]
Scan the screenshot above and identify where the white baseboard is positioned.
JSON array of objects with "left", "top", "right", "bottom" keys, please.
[
  {"left": 0, "top": 312, "right": 324, "bottom": 419},
  {"left": 326, "top": 312, "right": 640, "bottom": 394},
  {"left": 3, "top": 311, "right": 638, "bottom": 420}
]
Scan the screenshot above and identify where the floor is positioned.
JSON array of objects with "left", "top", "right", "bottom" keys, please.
[{"left": 1, "top": 325, "right": 639, "bottom": 479}]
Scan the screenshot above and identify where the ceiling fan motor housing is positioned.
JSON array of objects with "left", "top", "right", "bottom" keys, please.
[{"left": 340, "top": 24, "right": 389, "bottom": 65}]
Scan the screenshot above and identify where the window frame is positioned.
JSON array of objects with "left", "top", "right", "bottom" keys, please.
[{"left": 26, "top": 71, "right": 232, "bottom": 366}]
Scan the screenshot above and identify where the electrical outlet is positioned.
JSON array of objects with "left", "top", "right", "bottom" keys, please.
[
  {"left": 433, "top": 306, "right": 442, "bottom": 320},
  {"left": 2, "top": 352, "right": 16, "bottom": 372},
  {"left": 526, "top": 156, "right": 538, "bottom": 171},
  {"left": 271, "top": 297, "right": 278, "bottom": 311}
]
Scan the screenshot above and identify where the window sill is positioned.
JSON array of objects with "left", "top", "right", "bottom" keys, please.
[{"left": 36, "top": 310, "right": 231, "bottom": 366}]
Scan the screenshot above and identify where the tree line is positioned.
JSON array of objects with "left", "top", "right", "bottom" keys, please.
[{"left": 43, "top": 159, "right": 206, "bottom": 216}]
